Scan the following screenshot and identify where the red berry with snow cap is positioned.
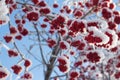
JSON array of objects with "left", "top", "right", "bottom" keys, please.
[
  {"left": 11, "top": 65, "right": 22, "bottom": 74},
  {"left": 8, "top": 49, "right": 18, "bottom": 57}
]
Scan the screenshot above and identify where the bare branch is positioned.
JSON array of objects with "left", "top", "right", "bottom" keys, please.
[{"left": 33, "top": 24, "right": 47, "bottom": 65}]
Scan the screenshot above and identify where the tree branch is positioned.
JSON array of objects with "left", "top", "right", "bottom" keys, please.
[
  {"left": 45, "top": 35, "right": 61, "bottom": 80},
  {"left": 34, "top": 25, "right": 47, "bottom": 65}
]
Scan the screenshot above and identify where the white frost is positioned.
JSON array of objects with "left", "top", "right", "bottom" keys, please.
[{"left": 88, "top": 27, "right": 109, "bottom": 45}]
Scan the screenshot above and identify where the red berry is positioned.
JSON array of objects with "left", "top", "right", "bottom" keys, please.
[
  {"left": 102, "top": 8, "right": 112, "bottom": 19},
  {"left": 109, "top": 3, "right": 115, "bottom": 9},
  {"left": 8, "top": 49, "right": 18, "bottom": 57},
  {"left": 41, "top": 24, "right": 47, "bottom": 28},
  {"left": 22, "top": 19, "right": 26, "bottom": 24},
  {"left": 69, "top": 70, "right": 79, "bottom": 78},
  {"left": 27, "top": 11, "right": 39, "bottom": 21},
  {"left": 60, "top": 41, "right": 67, "bottom": 49},
  {"left": 21, "top": 72, "right": 32, "bottom": 79},
  {"left": 5, "top": 0, "right": 14, "bottom": 4},
  {"left": 15, "top": 19, "right": 21, "bottom": 24},
  {"left": 10, "top": 26, "right": 17, "bottom": 34},
  {"left": 0, "top": 20, "right": 6, "bottom": 25},
  {"left": 86, "top": 52, "right": 100, "bottom": 63},
  {"left": 11, "top": 65, "right": 22, "bottom": 74},
  {"left": 53, "top": 3, "right": 58, "bottom": 8},
  {"left": 47, "top": 39, "right": 56, "bottom": 48},
  {"left": 32, "top": 0, "right": 39, "bottom": 4},
  {"left": 15, "top": 35, "right": 22, "bottom": 40},
  {"left": 39, "top": 7, "right": 50, "bottom": 14},
  {"left": 0, "top": 67, "right": 9, "bottom": 79},
  {"left": 114, "top": 16, "right": 120, "bottom": 24},
  {"left": 43, "top": 18, "right": 49, "bottom": 22},
  {"left": 17, "top": 24, "right": 23, "bottom": 32},
  {"left": 58, "top": 65, "right": 69, "bottom": 73},
  {"left": 24, "top": 59, "right": 31, "bottom": 68},
  {"left": 38, "top": 1, "right": 46, "bottom": 7},
  {"left": 20, "top": 28, "right": 29, "bottom": 36},
  {"left": 4, "top": 35, "right": 13, "bottom": 43}
]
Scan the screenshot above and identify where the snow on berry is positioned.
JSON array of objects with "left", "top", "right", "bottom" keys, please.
[
  {"left": 73, "top": 9, "right": 83, "bottom": 18},
  {"left": 0, "top": 15, "right": 9, "bottom": 25},
  {"left": 101, "top": 1, "right": 109, "bottom": 8},
  {"left": 0, "top": 67, "right": 9, "bottom": 80},
  {"left": 85, "top": 27, "right": 109, "bottom": 45},
  {"left": 21, "top": 72, "right": 32, "bottom": 80},
  {"left": 104, "top": 29, "right": 118, "bottom": 49},
  {"left": 57, "top": 55, "right": 69, "bottom": 65},
  {"left": 0, "top": 0, "right": 9, "bottom": 25},
  {"left": 8, "top": 49, "right": 18, "bottom": 57},
  {"left": 57, "top": 55, "right": 70, "bottom": 73},
  {"left": 90, "top": 70, "right": 103, "bottom": 79}
]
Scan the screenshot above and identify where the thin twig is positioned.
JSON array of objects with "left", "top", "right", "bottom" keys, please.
[
  {"left": 24, "top": 45, "right": 41, "bottom": 62},
  {"left": 50, "top": 75, "right": 66, "bottom": 79},
  {"left": 29, "top": 64, "right": 42, "bottom": 71},
  {"left": 13, "top": 42, "right": 25, "bottom": 59},
  {"left": 33, "top": 24, "right": 47, "bottom": 65}
]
